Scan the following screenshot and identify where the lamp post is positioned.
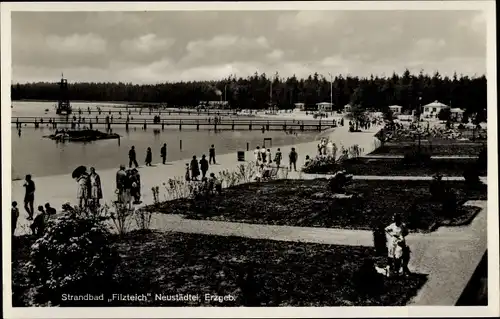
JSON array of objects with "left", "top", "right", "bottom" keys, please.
[
  {"left": 270, "top": 73, "right": 278, "bottom": 112},
  {"left": 224, "top": 84, "right": 227, "bottom": 108},
  {"left": 417, "top": 95, "right": 423, "bottom": 152},
  {"left": 328, "top": 72, "right": 333, "bottom": 115},
  {"left": 270, "top": 79, "right": 273, "bottom": 108}
]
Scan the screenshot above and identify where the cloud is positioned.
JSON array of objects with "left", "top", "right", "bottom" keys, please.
[
  {"left": 10, "top": 10, "right": 487, "bottom": 84},
  {"left": 45, "top": 33, "right": 107, "bottom": 55},
  {"left": 120, "top": 34, "right": 176, "bottom": 55},
  {"left": 180, "top": 35, "right": 271, "bottom": 67},
  {"left": 267, "top": 49, "right": 284, "bottom": 60}
]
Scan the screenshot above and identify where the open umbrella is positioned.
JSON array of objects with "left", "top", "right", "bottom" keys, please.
[{"left": 72, "top": 166, "right": 87, "bottom": 179}]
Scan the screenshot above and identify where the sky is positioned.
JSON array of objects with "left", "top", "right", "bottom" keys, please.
[{"left": 11, "top": 10, "right": 487, "bottom": 84}]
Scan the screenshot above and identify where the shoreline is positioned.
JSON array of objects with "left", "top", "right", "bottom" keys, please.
[
  {"left": 11, "top": 125, "right": 383, "bottom": 221},
  {"left": 11, "top": 127, "right": 336, "bottom": 182}
]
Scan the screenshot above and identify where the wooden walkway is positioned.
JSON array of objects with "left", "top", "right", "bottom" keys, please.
[{"left": 12, "top": 116, "right": 338, "bottom": 131}]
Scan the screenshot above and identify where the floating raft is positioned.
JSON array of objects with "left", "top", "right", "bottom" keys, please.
[{"left": 44, "top": 129, "right": 120, "bottom": 142}]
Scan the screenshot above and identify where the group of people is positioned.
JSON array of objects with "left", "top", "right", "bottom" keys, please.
[
  {"left": 115, "top": 165, "right": 142, "bottom": 208},
  {"left": 76, "top": 167, "right": 103, "bottom": 209},
  {"left": 316, "top": 138, "right": 337, "bottom": 156},
  {"left": 380, "top": 214, "right": 412, "bottom": 277},
  {"left": 12, "top": 174, "right": 58, "bottom": 237},
  {"left": 128, "top": 143, "right": 216, "bottom": 168},
  {"left": 184, "top": 145, "right": 217, "bottom": 181},
  {"left": 190, "top": 172, "right": 223, "bottom": 198},
  {"left": 253, "top": 146, "right": 298, "bottom": 172}
]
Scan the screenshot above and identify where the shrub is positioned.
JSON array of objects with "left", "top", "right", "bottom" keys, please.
[
  {"left": 402, "top": 149, "right": 432, "bottom": 166},
  {"left": 328, "top": 171, "right": 353, "bottom": 193},
  {"left": 352, "top": 259, "right": 385, "bottom": 297},
  {"left": 440, "top": 189, "right": 458, "bottom": 218},
  {"left": 429, "top": 176, "right": 446, "bottom": 201},
  {"left": 109, "top": 202, "right": 135, "bottom": 235},
  {"left": 25, "top": 213, "right": 119, "bottom": 306},
  {"left": 235, "top": 162, "right": 257, "bottom": 184},
  {"left": 302, "top": 155, "right": 338, "bottom": 174},
  {"left": 463, "top": 164, "right": 481, "bottom": 187},
  {"left": 477, "top": 147, "right": 487, "bottom": 170}
]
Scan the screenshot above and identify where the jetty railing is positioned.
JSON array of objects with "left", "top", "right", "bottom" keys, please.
[{"left": 12, "top": 116, "right": 338, "bottom": 132}]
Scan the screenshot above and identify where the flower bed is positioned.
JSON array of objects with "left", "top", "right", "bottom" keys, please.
[
  {"left": 370, "top": 142, "right": 486, "bottom": 156},
  {"left": 153, "top": 179, "right": 486, "bottom": 232},
  {"left": 12, "top": 232, "right": 427, "bottom": 306},
  {"left": 312, "top": 158, "right": 487, "bottom": 177}
]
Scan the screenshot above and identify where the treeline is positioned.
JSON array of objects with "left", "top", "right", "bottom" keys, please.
[{"left": 11, "top": 70, "right": 487, "bottom": 116}]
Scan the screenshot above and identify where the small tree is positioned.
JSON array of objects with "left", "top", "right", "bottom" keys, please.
[{"left": 438, "top": 108, "right": 451, "bottom": 122}]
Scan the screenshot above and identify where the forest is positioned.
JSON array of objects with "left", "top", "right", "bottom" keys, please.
[{"left": 11, "top": 69, "right": 487, "bottom": 117}]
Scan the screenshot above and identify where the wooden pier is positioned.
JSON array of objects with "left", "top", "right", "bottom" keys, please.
[
  {"left": 70, "top": 108, "right": 239, "bottom": 116},
  {"left": 12, "top": 116, "right": 337, "bottom": 132}
]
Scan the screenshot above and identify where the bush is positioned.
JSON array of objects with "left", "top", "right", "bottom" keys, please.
[
  {"left": 25, "top": 213, "right": 119, "bottom": 306},
  {"left": 302, "top": 155, "right": 338, "bottom": 174},
  {"left": 429, "top": 177, "right": 446, "bottom": 201},
  {"left": 402, "top": 149, "right": 432, "bottom": 166},
  {"left": 477, "top": 147, "right": 487, "bottom": 170},
  {"left": 352, "top": 259, "right": 385, "bottom": 297},
  {"left": 440, "top": 190, "right": 458, "bottom": 218},
  {"left": 328, "top": 171, "right": 353, "bottom": 193},
  {"left": 463, "top": 164, "right": 480, "bottom": 186}
]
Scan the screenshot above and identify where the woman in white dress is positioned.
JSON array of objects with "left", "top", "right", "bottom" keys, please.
[
  {"left": 326, "top": 140, "right": 334, "bottom": 156},
  {"left": 385, "top": 214, "right": 408, "bottom": 276}
]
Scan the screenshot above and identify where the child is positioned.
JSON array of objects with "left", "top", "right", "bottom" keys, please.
[{"left": 12, "top": 201, "right": 19, "bottom": 236}]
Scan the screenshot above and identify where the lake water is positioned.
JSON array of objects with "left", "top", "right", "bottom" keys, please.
[{"left": 11, "top": 101, "right": 320, "bottom": 179}]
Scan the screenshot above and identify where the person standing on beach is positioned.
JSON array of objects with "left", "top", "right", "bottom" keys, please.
[
  {"left": 116, "top": 165, "right": 127, "bottom": 204},
  {"left": 209, "top": 144, "right": 217, "bottom": 164},
  {"left": 12, "top": 201, "right": 19, "bottom": 236},
  {"left": 145, "top": 147, "right": 153, "bottom": 166},
  {"left": 274, "top": 148, "right": 282, "bottom": 168},
  {"left": 289, "top": 147, "right": 298, "bottom": 172},
  {"left": 129, "top": 146, "right": 139, "bottom": 168},
  {"left": 190, "top": 156, "right": 200, "bottom": 181},
  {"left": 161, "top": 143, "right": 167, "bottom": 164},
  {"left": 23, "top": 174, "right": 35, "bottom": 220},
  {"left": 200, "top": 155, "right": 209, "bottom": 179},
  {"left": 89, "top": 167, "right": 103, "bottom": 208},
  {"left": 261, "top": 146, "right": 267, "bottom": 163},
  {"left": 254, "top": 146, "right": 262, "bottom": 166},
  {"left": 266, "top": 149, "right": 272, "bottom": 165},
  {"left": 76, "top": 170, "right": 90, "bottom": 208}
]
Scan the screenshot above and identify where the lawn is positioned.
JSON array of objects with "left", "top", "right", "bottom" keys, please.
[
  {"left": 12, "top": 232, "right": 427, "bottom": 307},
  {"left": 338, "top": 158, "right": 487, "bottom": 177},
  {"left": 369, "top": 142, "right": 486, "bottom": 156},
  {"left": 153, "top": 179, "right": 487, "bottom": 232}
]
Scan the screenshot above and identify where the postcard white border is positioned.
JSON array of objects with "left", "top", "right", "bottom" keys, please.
[{"left": 2, "top": 1, "right": 498, "bottom": 318}]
